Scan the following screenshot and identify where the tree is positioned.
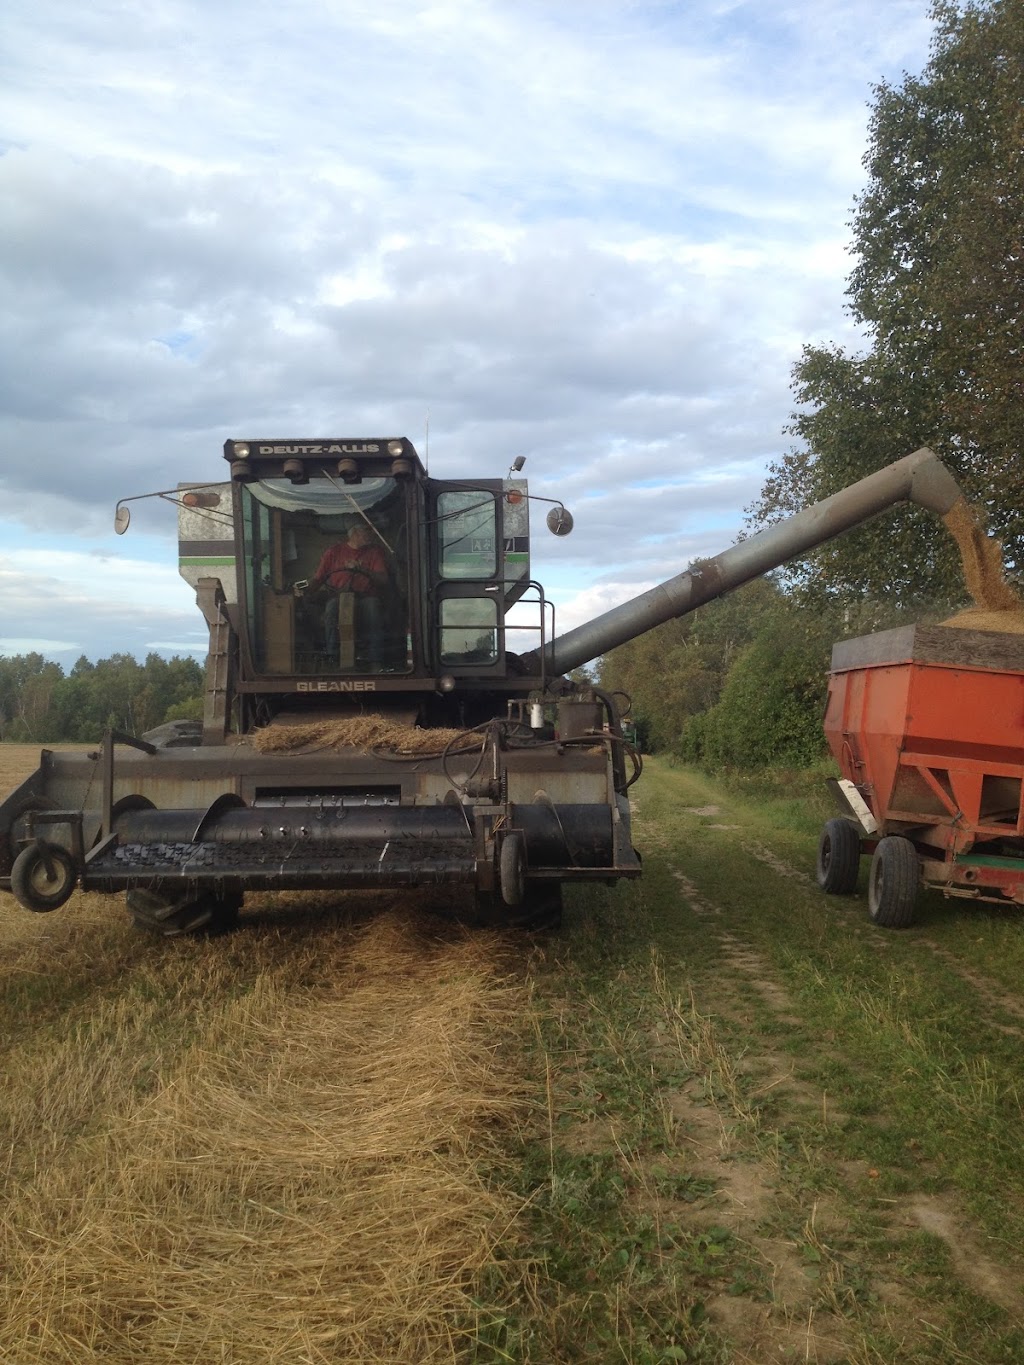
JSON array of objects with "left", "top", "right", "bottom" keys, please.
[
  {"left": 0, "top": 651, "right": 204, "bottom": 743},
  {"left": 751, "top": 0, "right": 1024, "bottom": 605},
  {"left": 681, "top": 627, "right": 828, "bottom": 771},
  {"left": 599, "top": 579, "right": 784, "bottom": 753},
  {"left": 0, "top": 653, "right": 65, "bottom": 741}
]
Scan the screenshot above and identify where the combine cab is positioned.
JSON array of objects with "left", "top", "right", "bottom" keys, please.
[{"left": 0, "top": 441, "right": 971, "bottom": 936}]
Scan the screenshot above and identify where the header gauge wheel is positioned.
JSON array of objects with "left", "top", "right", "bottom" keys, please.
[
  {"left": 11, "top": 841, "right": 77, "bottom": 913},
  {"left": 499, "top": 831, "right": 526, "bottom": 906}
]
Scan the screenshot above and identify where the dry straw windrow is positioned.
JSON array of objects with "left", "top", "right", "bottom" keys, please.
[
  {"left": 250, "top": 716, "right": 481, "bottom": 756},
  {"left": 0, "top": 894, "right": 536, "bottom": 1364}
]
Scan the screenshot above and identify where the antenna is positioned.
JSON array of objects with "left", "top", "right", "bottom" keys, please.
[{"left": 424, "top": 409, "right": 430, "bottom": 474}]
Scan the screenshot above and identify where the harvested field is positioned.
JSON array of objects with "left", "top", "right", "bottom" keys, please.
[{"left": 0, "top": 748, "right": 533, "bottom": 1364}]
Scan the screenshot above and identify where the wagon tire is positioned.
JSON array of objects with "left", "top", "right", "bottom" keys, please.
[
  {"left": 11, "top": 841, "right": 77, "bottom": 912},
  {"left": 868, "top": 837, "right": 919, "bottom": 929},
  {"left": 816, "top": 818, "right": 861, "bottom": 895},
  {"left": 127, "top": 886, "right": 241, "bottom": 938}
]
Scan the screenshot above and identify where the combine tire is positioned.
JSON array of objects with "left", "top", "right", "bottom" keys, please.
[
  {"left": 519, "top": 884, "right": 563, "bottom": 932},
  {"left": 127, "top": 886, "right": 241, "bottom": 938},
  {"left": 868, "top": 837, "right": 919, "bottom": 929},
  {"left": 10, "top": 841, "right": 77, "bottom": 912},
  {"left": 471, "top": 884, "right": 563, "bottom": 932},
  {"left": 816, "top": 818, "right": 861, "bottom": 895}
]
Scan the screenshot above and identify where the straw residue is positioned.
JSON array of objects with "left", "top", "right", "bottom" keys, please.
[
  {"left": 251, "top": 716, "right": 477, "bottom": 756},
  {"left": 0, "top": 903, "right": 533, "bottom": 1363},
  {"left": 942, "top": 496, "right": 1024, "bottom": 631}
]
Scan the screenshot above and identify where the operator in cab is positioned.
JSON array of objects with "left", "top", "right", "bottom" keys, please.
[{"left": 308, "top": 521, "right": 389, "bottom": 667}]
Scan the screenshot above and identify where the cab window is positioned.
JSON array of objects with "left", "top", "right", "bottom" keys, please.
[
  {"left": 439, "top": 599, "right": 498, "bottom": 665},
  {"left": 239, "top": 477, "right": 411, "bottom": 676},
  {"left": 438, "top": 491, "right": 497, "bottom": 579}
]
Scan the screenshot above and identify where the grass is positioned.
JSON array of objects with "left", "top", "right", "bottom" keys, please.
[
  {"left": 488, "top": 757, "right": 1024, "bottom": 1362},
  {"left": 6, "top": 741, "right": 1024, "bottom": 1361}
]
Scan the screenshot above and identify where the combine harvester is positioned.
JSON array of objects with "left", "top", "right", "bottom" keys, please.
[{"left": 0, "top": 440, "right": 1005, "bottom": 935}]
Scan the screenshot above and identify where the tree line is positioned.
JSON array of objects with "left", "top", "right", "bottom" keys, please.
[
  {"left": 0, "top": 653, "right": 204, "bottom": 744},
  {"left": 605, "top": 0, "right": 1024, "bottom": 769}
]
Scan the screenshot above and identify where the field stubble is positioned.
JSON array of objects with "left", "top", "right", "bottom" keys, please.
[{"left": 0, "top": 748, "right": 534, "bottom": 1364}]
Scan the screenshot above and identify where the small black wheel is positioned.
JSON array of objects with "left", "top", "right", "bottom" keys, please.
[
  {"left": 10, "top": 841, "right": 77, "bottom": 912},
  {"left": 127, "top": 885, "right": 242, "bottom": 938},
  {"left": 499, "top": 831, "right": 526, "bottom": 907},
  {"left": 868, "top": 837, "right": 919, "bottom": 928},
  {"left": 816, "top": 818, "right": 862, "bottom": 894}
]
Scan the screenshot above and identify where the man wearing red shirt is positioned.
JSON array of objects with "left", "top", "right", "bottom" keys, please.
[{"left": 311, "top": 523, "right": 389, "bottom": 665}]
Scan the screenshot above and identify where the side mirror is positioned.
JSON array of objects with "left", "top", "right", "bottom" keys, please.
[
  {"left": 546, "top": 506, "right": 574, "bottom": 536},
  {"left": 114, "top": 505, "right": 131, "bottom": 535}
]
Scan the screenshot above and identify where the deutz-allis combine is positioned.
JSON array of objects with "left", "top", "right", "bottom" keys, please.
[{"left": 0, "top": 441, "right": 965, "bottom": 935}]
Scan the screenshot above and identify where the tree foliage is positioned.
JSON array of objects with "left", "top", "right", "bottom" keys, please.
[
  {"left": 681, "top": 624, "right": 829, "bottom": 771},
  {"left": 751, "top": 0, "right": 1024, "bottom": 606},
  {"left": 600, "top": 579, "right": 790, "bottom": 754},
  {"left": 0, "top": 652, "right": 203, "bottom": 744}
]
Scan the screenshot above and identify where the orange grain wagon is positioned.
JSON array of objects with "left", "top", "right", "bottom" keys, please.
[{"left": 817, "top": 624, "right": 1024, "bottom": 927}]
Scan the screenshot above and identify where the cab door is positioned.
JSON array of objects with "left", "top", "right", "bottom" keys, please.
[{"left": 430, "top": 484, "right": 507, "bottom": 674}]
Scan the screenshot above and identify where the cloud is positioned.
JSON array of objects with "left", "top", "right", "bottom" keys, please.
[
  {"left": 0, "top": 0, "right": 935, "bottom": 660},
  {"left": 0, "top": 548, "right": 203, "bottom": 664}
]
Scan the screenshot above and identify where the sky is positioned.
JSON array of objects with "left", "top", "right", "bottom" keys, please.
[{"left": 0, "top": 0, "right": 937, "bottom": 667}]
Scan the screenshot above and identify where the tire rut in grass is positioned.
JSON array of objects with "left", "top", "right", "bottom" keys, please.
[
  {"left": 661, "top": 826, "right": 1024, "bottom": 1353},
  {"left": 918, "top": 936, "right": 1024, "bottom": 1038},
  {"left": 906, "top": 1194, "right": 1024, "bottom": 1317},
  {"left": 643, "top": 948, "right": 860, "bottom": 1361}
]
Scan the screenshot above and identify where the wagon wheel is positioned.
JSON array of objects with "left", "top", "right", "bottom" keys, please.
[
  {"left": 10, "top": 840, "right": 77, "bottom": 912},
  {"left": 816, "top": 818, "right": 861, "bottom": 895},
  {"left": 868, "top": 837, "right": 920, "bottom": 929},
  {"left": 127, "top": 884, "right": 242, "bottom": 938}
]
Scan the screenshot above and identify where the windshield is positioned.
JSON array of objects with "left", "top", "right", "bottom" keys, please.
[{"left": 239, "top": 477, "right": 411, "bottom": 676}]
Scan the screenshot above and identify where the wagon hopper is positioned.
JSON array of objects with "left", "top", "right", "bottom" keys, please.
[{"left": 818, "top": 624, "right": 1024, "bottom": 926}]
